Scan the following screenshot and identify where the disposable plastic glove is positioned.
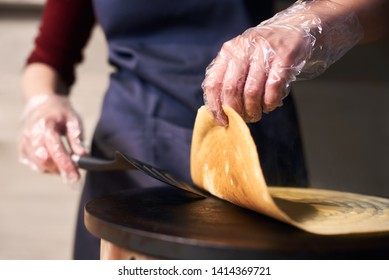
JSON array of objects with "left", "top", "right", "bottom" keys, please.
[
  {"left": 203, "top": 0, "right": 364, "bottom": 125},
  {"left": 19, "top": 94, "right": 87, "bottom": 184}
]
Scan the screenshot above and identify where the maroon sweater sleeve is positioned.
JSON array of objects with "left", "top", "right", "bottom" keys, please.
[{"left": 27, "top": 0, "right": 95, "bottom": 87}]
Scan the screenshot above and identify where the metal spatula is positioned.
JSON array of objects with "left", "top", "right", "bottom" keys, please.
[{"left": 72, "top": 151, "right": 207, "bottom": 198}]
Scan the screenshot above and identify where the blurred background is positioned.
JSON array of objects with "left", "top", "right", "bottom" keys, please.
[{"left": 0, "top": 0, "right": 388, "bottom": 259}]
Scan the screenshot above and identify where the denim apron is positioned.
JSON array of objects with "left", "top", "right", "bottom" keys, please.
[{"left": 74, "top": 0, "right": 307, "bottom": 259}]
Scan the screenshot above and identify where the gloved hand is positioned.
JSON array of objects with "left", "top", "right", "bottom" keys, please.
[
  {"left": 202, "top": 0, "right": 364, "bottom": 125},
  {"left": 19, "top": 93, "right": 87, "bottom": 184}
]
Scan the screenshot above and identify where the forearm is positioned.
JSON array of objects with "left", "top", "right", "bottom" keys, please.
[
  {"left": 20, "top": 63, "right": 86, "bottom": 183},
  {"left": 283, "top": 0, "right": 387, "bottom": 78},
  {"left": 332, "top": 0, "right": 389, "bottom": 43},
  {"left": 22, "top": 63, "right": 69, "bottom": 101}
]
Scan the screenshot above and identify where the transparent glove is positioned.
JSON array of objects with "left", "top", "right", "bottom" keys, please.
[
  {"left": 202, "top": 0, "right": 364, "bottom": 125},
  {"left": 19, "top": 94, "right": 87, "bottom": 184}
]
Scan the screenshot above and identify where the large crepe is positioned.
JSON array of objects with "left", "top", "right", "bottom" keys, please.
[{"left": 191, "top": 105, "right": 389, "bottom": 235}]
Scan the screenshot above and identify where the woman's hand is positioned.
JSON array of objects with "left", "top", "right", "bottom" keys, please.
[
  {"left": 203, "top": 24, "right": 311, "bottom": 125},
  {"left": 19, "top": 94, "right": 87, "bottom": 184}
]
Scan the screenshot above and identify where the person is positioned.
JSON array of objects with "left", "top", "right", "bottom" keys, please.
[{"left": 19, "top": 0, "right": 388, "bottom": 260}]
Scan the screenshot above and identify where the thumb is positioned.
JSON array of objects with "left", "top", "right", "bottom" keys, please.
[{"left": 65, "top": 113, "right": 87, "bottom": 155}]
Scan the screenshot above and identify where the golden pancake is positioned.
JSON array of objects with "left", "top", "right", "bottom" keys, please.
[{"left": 191, "top": 105, "right": 389, "bottom": 235}]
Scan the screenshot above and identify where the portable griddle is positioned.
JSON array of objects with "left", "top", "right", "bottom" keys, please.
[{"left": 84, "top": 186, "right": 389, "bottom": 259}]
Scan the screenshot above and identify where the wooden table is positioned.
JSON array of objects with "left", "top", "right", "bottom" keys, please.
[{"left": 84, "top": 186, "right": 389, "bottom": 259}]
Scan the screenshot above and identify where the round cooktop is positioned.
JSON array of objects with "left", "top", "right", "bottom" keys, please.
[{"left": 85, "top": 186, "right": 389, "bottom": 259}]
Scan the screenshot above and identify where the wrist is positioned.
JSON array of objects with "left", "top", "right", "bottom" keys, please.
[
  {"left": 258, "top": 0, "right": 363, "bottom": 79},
  {"left": 21, "top": 93, "right": 69, "bottom": 121},
  {"left": 22, "top": 63, "right": 69, "bottom": 101}
]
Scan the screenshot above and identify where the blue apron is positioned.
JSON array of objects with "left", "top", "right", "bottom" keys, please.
[{"left": 74, "top": 0, "right": 307, "bottom": 259}]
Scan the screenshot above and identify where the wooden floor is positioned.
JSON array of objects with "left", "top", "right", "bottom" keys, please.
[{"left": 0, "top": 4, "right": 388, "bottom": 259}]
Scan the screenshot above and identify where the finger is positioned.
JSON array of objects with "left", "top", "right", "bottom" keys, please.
[
  {"left": 217, "top": 35, "right": 251, "bottom": 124},
  {"left": 242, "top": 41, "right": 269, "bottom": 122},
  {"left": 221, "top": 57, "right": 248, "bottom": 120},
  {"left": 20, "top": 131, "right": 58, "bottom": 173},
  {"left": 263, "top": 66, "right": 290, "bottom": 113},
  {"left": 66, "top": 113, "right": 87, "bottom": 155},
  {"left": 44, "top": 120, "right": 80, "bottom": 184},
  {"left": 242, "top": 71, "right": 265, "bottom": 122},
  {"left": 202, "top": 50, "right": 229, "bottom": 126},
  {"left": 262, "top": 33, "right": 304, "bottom": 113},
  {"left": 19, "top": 136, "right": 41, "bottom": 171}
]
